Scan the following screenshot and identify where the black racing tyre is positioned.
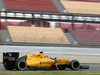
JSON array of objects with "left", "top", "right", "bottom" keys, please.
[
  {"left": 15, "top": 56, "right": 27, "bottom": 70},
  {"left": 70, "top": 60, "right": 80, "bottom": 70},
  {"left": 16, "top": 60, "right": 27, "bottom": 70},
  {"left": 58, "top": 65, "right": 66, "bottom": 70}
]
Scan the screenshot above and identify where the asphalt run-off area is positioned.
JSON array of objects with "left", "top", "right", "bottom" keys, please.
[{"left": 0, "top": 64, "right": 100, "bottom": 71}]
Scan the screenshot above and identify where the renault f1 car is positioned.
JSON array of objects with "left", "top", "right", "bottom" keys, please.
[{"left": 3, "top": 52, "right": 89, "bottom": 70}]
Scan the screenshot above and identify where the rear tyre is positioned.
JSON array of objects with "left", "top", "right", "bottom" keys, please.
[
  {"left": 58, "top": 65, "right": 66, "bottom": 70},
  {"left": 70, "top": 60, "right": 80, "bottom": 70},
  {"left": 16, "top": 60, "right": 27, "bottom": 70}
]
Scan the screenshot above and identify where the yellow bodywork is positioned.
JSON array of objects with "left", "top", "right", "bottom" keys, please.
[{"left": 26, "top": 53, "right": 70, "bottom": 67}]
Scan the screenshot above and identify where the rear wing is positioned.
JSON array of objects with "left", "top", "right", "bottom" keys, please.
[
  {"left": 3, "top": 52, "right": 19, "bottom": 61},
  {"left": 3, "top": 52, "right": 19, "bottom": 70}
]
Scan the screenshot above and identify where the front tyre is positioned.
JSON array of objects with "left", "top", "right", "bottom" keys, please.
[{"left": 70, "top": 60, "right": 80, "bottom": 70}]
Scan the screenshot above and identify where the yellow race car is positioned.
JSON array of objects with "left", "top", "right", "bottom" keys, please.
[{"left": 3, "top": 51, "right": 89, "bottom": 70}]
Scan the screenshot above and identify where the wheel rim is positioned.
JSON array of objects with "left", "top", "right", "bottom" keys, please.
[
  {"left": 18, "top": 61, "right": 26, "bottom": 70},
  {"left": 73, "top": 61, "right": 80, "bottom": 68},
  {"left": 71, "top": 60, "right": 80, "bottom": 70}
]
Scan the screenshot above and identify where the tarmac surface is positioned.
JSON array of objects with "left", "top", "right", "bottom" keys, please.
[{"left": 0, "top": 64, "right": 100, "bottom": 71}]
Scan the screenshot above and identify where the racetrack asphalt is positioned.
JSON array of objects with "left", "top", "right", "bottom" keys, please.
[{"left": 0, "top": 64, "right": 100, "bottom": 71}]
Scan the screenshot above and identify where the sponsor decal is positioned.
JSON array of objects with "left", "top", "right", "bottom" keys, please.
[
  {"left": 32, "top": 54, "right": 36, "bottom": 56},
  {"left": 65, "top": 61, "right": 69, "bottom": 63},
  {"left": 3, "top": 56, "right": 15, "bottom": 61},
  {"left": 37, "top": 54, "right": 41, "bottom": 56},
  {"left": 31, "top": 54, "right": 36, "bottom": 57},
  {"left": 40, "top": 62, "right": 42, "bottom": 65},
  {"left": 40, "top": 62, "right": 53, "bottom": 64},
  {"left": 3, "top": 56, "right": 9, "bottom": 59},
  {"left": 9, "top": 57, "right": 15, "bottom": 61},
  {"left": 58, "top": 60, "right": 62, "bottom": 63}
]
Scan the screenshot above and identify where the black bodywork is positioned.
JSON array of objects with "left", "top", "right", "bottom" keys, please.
[{"left": 3, "top": 52, "right": 27, "bottom": 70}]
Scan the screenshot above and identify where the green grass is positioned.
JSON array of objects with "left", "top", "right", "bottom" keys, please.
[
  {"left": 0, "top": 71, "right": 100, "bottom": 75},
  {"left": 81, "top": 63, "right": 100, "bottom": 65},
  {"left": 0, "top": 62, "right": 2, "bottom": 64}
]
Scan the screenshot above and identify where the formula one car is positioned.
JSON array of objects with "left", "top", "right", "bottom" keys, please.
[{"left": 3, "top": 52, "right": 89, "bottom": 70}]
